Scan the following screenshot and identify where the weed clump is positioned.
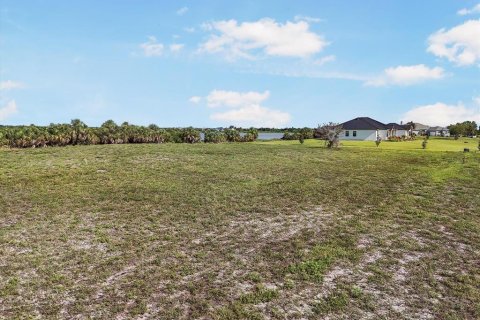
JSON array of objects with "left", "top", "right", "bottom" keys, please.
[
  {"left": 422, "top": 138, "right": 428, "bottom": 149},
  {"left": 375, "top": 136, "right": 382, "bottom": 147}
]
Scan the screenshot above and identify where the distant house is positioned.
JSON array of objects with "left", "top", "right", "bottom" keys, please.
[
  {"left": 426, "top": 126, "right": 450, "bottom": 137},
  {"left": 339, "top": 117, "right": 410, "bottom": 141},
  {"left": 411, "top": 123, "right": 430, "bottom": 136},
  {"left": 385, "top": 123, "right": 410, "bottom": 138}
]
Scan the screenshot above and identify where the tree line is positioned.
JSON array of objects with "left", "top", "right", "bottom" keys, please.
[
  {"left": 0, "top": 119, "right": 261, "bottom": 148},
  {"left": 447, "top": 121, "right": 478, "bottom": 137}
]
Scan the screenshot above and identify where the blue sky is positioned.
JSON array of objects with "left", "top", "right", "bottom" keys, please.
[{"left": 1, "top": 0, "right": 479, "bottom": 127}]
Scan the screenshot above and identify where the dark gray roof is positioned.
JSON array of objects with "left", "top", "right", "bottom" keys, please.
[
  {"left": 413, "top": 123, "right": 430, "bottom": 130},
  {"left": 385, "top": 123, "right": 409, "bottom": 130},
  {"left": 341, "top": 117, "right": 387, "bottom": 130},
  {"left": 427, "top": 126, "right": 449, "bottom": 131}
]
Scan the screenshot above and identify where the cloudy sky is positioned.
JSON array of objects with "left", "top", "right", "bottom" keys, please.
[{"left": 1, "top": 0, "right": 479, "bottom": 127}]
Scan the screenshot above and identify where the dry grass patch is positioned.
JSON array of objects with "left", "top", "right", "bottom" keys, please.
[{"left": 0, "top": 142, "right": 479, "bottom": 319}]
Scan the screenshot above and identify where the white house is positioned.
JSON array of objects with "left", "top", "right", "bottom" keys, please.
[
  {"left": 339, "top": 117, "right": 410, "bottom": 141},
  {"left": 426, "top": 126, "right": 450, "bottom": 137},
  {"left": 411, "top": 123, "right": 429, "bottom": 136},
  {"left": 339, "top": 117, "right": 388, "bottom": 141}
]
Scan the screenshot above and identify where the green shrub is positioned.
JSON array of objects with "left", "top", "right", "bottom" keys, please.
[
  {"left": 299, "top": 127, "right": 314, "bottom": 139},
  {"left": 422, "top": 139, "right": 428, "bottom": 149},
  {"left": 204, "top": 129, "right": 226, "bottom": 143},
  {"left": 224, "top": 128, "right": 241, "bottom": 142},
  {"left": 282, "top": 131, "right": 299, "bottom": 140},
  {"left": 180, "top": 127, "right": 201, "bottom": 143},
  {"left": 240, "top": 128, "right": 258, "bottom": 142}
]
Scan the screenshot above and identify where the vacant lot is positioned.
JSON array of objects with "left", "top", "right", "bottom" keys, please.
[{"left": 1, "top": 139, "right": 479, "bottom": 319}]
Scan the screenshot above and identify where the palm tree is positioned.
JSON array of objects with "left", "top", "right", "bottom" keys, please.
[
  {"left": 180, "top": 127, "right": 200, "bottom": 143},
  {"left": 71, "top": 119, "right": 88, "bottom": 145}
]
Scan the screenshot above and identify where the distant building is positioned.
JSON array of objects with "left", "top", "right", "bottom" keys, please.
[
  {"left": 339, "top": 117, "right": 410, "bottom": 141},
  {"left": 411, "top": 123, "right": 430, "bottom": 136},
  {"left": 338, "top": 117, "right": 455, "bottom": 140},
  {"left": 426, "top": 126, "right": 450, "bottom": 137},
  {"left": 385, "top": 123, "right": 410, "bottom": 138}
]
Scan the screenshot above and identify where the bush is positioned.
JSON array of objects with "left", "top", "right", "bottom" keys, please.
[
  {"left": 299, "top": 127, "right": 314, "bottom": 139},
  {"left": 422, "top": 139, "right": 428, "bottom": 149},
  {"left": 241, "top": 128, "right": 258, "bottom": 142},
  {"left": 282, "top": 131, "right": 299, "bottom": 140},
  {"left": 315, "top": 123, "right": 342, "bottom": 148},
  {"left": 180, "top": 127, "right": 201, "bottom": 143},
  {"left": 167, "top": 129, "right": 183, "bottom": 143},
  {"left": 204, "top": 129, "right": 226, "bottom": 143},
  {"left": 282, "top": 128, "right": 313, "bottom": 141},
  {"left": 224, "top": 128, "right": 241, "bottom": 142}
]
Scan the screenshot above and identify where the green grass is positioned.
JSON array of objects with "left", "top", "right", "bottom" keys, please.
[
  {"left": 0, "top": 139, "right": 479, "bottom": 319},
  {"left": 259, "top": 136, "right": 479, "bottom": 152}
]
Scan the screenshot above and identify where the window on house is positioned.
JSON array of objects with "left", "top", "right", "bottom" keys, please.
[
  {"left": 353, "top": 131, "right": 357, "bottom": 137},
  {"left": 345, "top": 130, "right": 349, "bottom": 137}
]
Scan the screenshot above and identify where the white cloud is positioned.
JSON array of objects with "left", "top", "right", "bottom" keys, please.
[
  {"left": 458, "top": 3, "right": 480, "bottom": 15},
  {"left": 206, "top": 90, "right": 270, "bottom": 108},
  {"left": 140, "top": 36, "right": 164, "bottom": 57},
  {"left": 177, "top": 6, "right": 188, "bottom": 16},
  {"left": 170, "top": 43, "right": 185, "bottom": 52},
  {"left": 199, "top": 18, "right": 328, "bottom": 59},
  {"left": 195, "top": 89, "right": 290, "bottom": 127},
  {"left": 400, "top": 102, "right": 480, "bottom": 126},
  {"left": 314, "top": 55, "right": 336, "bottom": 66},
  {"left": 427, "top": 19, "right": 480, "bottom": 66},
  {"left": 189, "top": 96, "right": 201, "bottom": 104},
  {"left": 0, "top": 100, "right": 18, "bottom": 121},
  {"left": 0, "top": 80, "right": 24, "bottom": 91},
  {"left": 184, "top": 27, "right": 195, "bottom": 33},
  {"left": 210, "top": 104, "right": 291, "bottom": 127},
  {"left": 294, "top": 15, "right": 323, "bottom": 23},
  {"left": 365, "top": 64, "right": 445, "bottom": 86}
]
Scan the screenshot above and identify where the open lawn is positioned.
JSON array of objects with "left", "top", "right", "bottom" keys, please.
[
  {"left": 1, "top": 140, "right": 479, "bottom": 319},
  {"left": 260, "top": 136, "right": 480, "bottom": 152}
]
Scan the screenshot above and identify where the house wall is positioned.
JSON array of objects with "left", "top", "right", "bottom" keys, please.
[
  {"left": 412, "top": 130, "right": 426, "bottom": 136},
  {"left": 386, "top": 129, "right": 410, "bottom": 138},
  {"left": 428, "top": 130, "right": 450, "bottom": 137},
  {"left": 340, "top": 129, "right": 387, "bottom": 141}
]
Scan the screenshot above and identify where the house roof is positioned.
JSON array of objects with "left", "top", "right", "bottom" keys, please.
[
  {"left": 413, "top": 123, "right": 430, "bottom": 130},
  {"left": 341, "top": 117, "right": 387, "bottom": 130},
  {"left": 427, "top": 126, "right": 449, "bottom": 131},
  {"left": 385, "top": 123, "right": 408, "bottom": 130}
]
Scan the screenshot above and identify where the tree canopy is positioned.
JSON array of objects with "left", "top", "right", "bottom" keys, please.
[{"left": 448, "top": 121, "right": 478, "bottom": 137}]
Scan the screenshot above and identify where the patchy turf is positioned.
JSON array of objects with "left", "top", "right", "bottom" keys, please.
[
  {"left": 260, "top": 136, "right": 479, "bottom": 152},
  {"left": 0, "top": 140, "right": 479, "bottom": 319}
]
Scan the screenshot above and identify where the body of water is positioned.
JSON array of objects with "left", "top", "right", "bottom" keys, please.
[{"left": 257, "top": 132, "right": 284, "bottom": 140}]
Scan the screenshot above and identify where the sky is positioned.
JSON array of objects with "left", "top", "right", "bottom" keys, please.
[{"left": 1, "top": 0, "right": 479, "bottom": 128}]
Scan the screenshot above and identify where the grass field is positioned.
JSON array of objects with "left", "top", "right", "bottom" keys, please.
[
  {"left": 1, "top": 138, "right": 479, "bottom": 319},
  {"left": 260, "top": 136, "right": 480, "bottom": 152}
]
